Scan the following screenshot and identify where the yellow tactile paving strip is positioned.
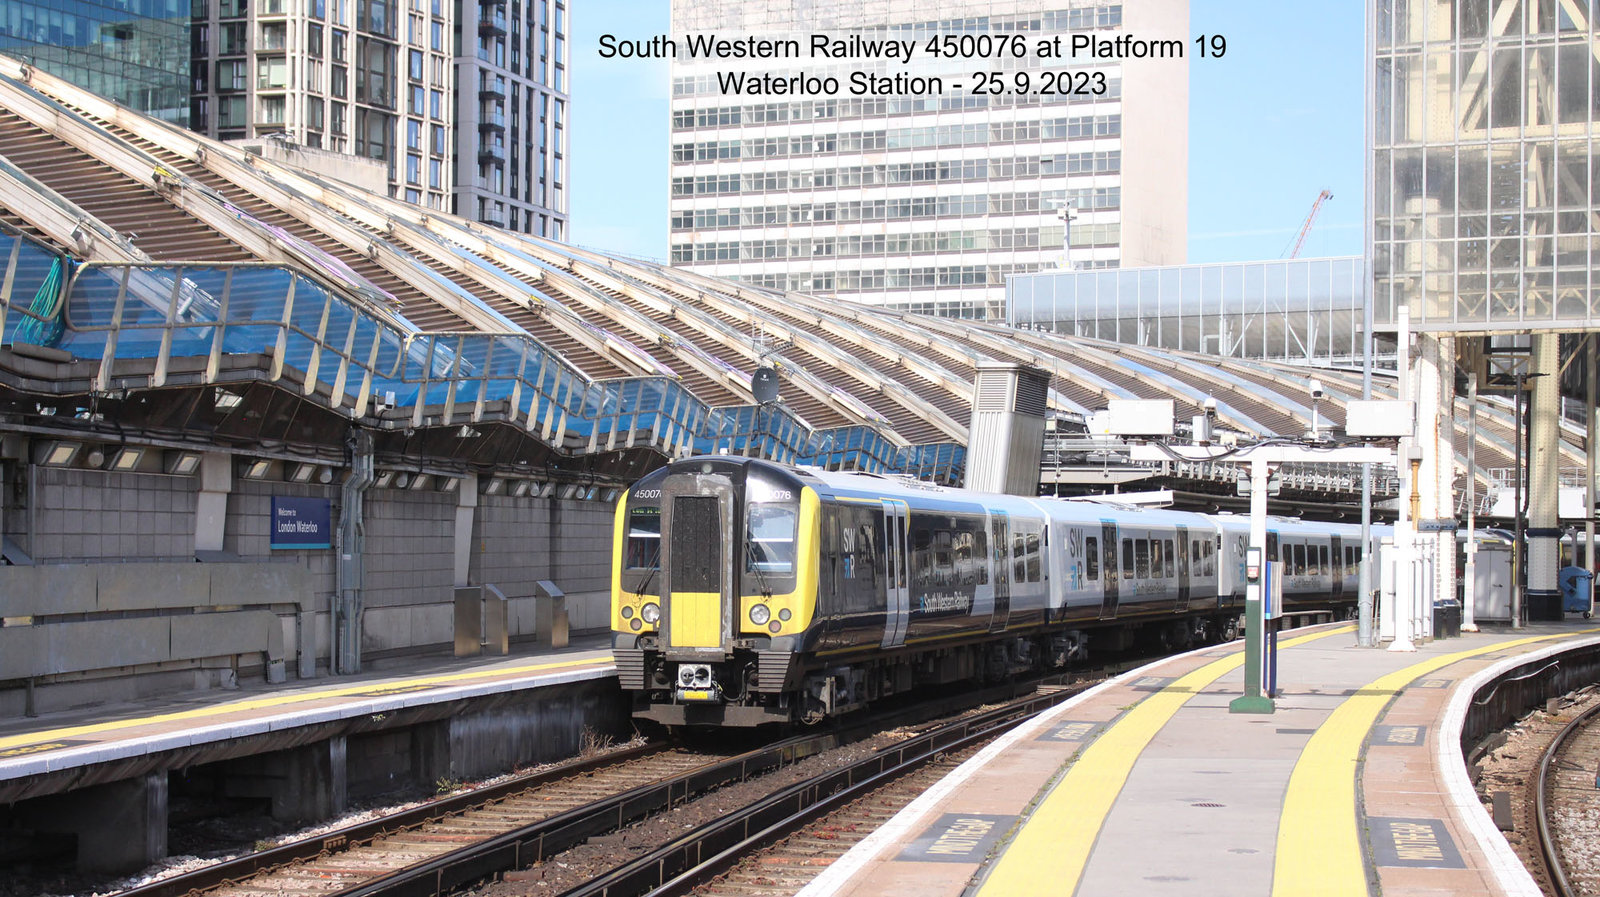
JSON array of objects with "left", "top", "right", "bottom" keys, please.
[
  {"left": 1272, "top": 631, "right": 1579, "bottom": 897},
  {"left": 0, "top": 653, "right": 612, "bottom": 757},
  {"left": 973, "top": 626, "right": 1350, "bottom": 897}
]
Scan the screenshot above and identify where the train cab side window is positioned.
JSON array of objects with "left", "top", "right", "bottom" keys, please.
[
  {"left": 746, "top": 504, "right": 798, "bottom": 575},
  {"left": 1085, "top": 536, "right": 1100, "bottom": 580},
  {"left": 1164, "top": 539, "right": 1176, "bottom": 577},
  {"left": 1122, "top": 538, "right": 1134, "bottom": 580},
  {"left": 625, "top": 507, "right": 662, "bottom": 570}
]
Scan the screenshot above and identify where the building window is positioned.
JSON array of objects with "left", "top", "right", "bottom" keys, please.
[
  {"left": 260, "top": 22, "right": 287, "bottom": 50},
  {"left": 260, "top": 96, "right": 286, "bottom": 124},
  {"left": 218, "top": 95, "right": 246, "bottom": 126},
  {"left": 308, "top": 23, "right": 323, "bottom": 56},
  {"left": 258, "top": 56, "right": 288, "bottom": 89},
  {"left": 218, "top": 60, "right": 247, "bottom": 91},
  {"left": 429, "top": 158, "right": 441, "bottom": 188},
  {"left": 406, "top": 153, "right": 421, "bottom": 184}
]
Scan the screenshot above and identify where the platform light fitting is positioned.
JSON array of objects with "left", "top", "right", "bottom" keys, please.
[
  {"left": 289, "top": 463, "right": 317, "bottom": 483},
  {"left": 439, "top": 476, "right": 459, "bottom": 492},
  {"left": 373, "top": 470, "right": 396, "bottom": 488},
  {"left": 213, "top": 388, "right": 243, "bottom": 410},
  {"left": 40, "top": 441, "right": 81, "bottom": 467},
  {"left": 110, "top": 447, "right": 144, "bottom": 471},
  {"left": 318, "top": 466, "right": 335, "bottom": 484},
  {"left": 166, "top": 451, "right": 203, "bottom": 476},
  {"left": 241, "top": 458, "right": 272, "bottom": 479},
  {"left": 86, "top": 448, "right": 107, "bottom": 468},
  {"left": 484, "top": 477, "right": 506, "bottom": 495},
  {"left": 408, "top": 474, "right": 431, "bottom": 490},
  {"left": 511, "top": 479, "right": 533, "bottom": 497},
  {"left": 394, "top": 472, "right": 411, "bottom": 489},
  {"left": 456, "top": 425, "right": 480, "bottom": 438}
]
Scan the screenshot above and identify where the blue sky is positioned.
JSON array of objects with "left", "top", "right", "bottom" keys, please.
[{"left": 567, "top": 1, "right": 1365, "bottom": 265}]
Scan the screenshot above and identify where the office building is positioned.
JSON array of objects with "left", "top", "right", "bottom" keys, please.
[
  {"left": 668, "top": 0, "right": 1188, "bottom": 318},
  {"left": 0, "top": 0, "right": 190, "bottom": 124},
  {"left": 52, "top": 0, "right": 572, "bottom": 233}
]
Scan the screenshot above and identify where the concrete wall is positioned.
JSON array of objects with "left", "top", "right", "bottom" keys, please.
[
  {"left": 0, "top": 461, "right": 618, "bottom": 717},
  {"left": 31, "top": 468, "right": 197, "bottom": 562}
]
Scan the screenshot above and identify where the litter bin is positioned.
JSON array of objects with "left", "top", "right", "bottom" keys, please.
[
  {"left": 1560, "top": 566, "right": 1593, "bottom": 618},
  {"left": 1431, "top": 600, "right": 1461, "bottom": 639}
]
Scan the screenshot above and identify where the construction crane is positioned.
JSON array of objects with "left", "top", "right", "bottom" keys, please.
[{"left": 1287, "top": 189, "right": 1333, "bottom": 259}]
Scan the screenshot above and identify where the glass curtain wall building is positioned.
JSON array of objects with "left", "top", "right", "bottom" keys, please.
[
  {"left": 668, "top": 0, "right": 1188, "bottom": 319},
  {"left": 0, "top": 0, "right": 190, "bottom": 124},
  {"left": 1372, "top": 0, "right": 1600, "bottom": 331},
  {"left": 1008, "top": 256, "right": 1368, "bottom": 363}
]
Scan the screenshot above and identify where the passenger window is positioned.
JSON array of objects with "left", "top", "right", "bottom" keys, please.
[
  {"left": 1204, "top": 541, "right": 1215, "bottom": 577},
  {"left": 1151, "top": 540, "right": 1163, "bottom": 579},
  {"left": 1086, "top": 536, "right": 1100, "bottom": 580},
  {"left": 1295, "top": 544, "right": 1307, "bottom": 575},
  {"left": 1026, "top": 532, "right": 1041, "bottom": 582},
  {"left": 1165, "top": 539, "right": 1176, "bottom": 577},
  {"left": 1135, "top": 539, "right": 1150, "bottom": 578},
  {"left": 1319, "top": 545, "right": 1329, "bottom": 575},
  {"left": 1123, "top": 538, "right": 1134, "bottom": 580}
]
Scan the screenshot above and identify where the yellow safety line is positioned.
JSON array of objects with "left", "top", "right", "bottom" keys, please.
[
  {"left": 1272, "top": 631, "right": 1584, "bottom": 897},
  {"left": 974, "top": 625, "right": 1353, "bottom": 897},
  {"left": 0, "top": 654, "right": 610, "bottom": 753}
]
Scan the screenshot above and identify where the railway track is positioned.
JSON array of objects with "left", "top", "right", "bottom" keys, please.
[
  {"left": 1537, "top": 695, "right": 1600, "bottom": 897},
  {"left": 116, "top": 666, "right": 1105, "bottom": 897},
  {"left": 526, "top": 688, "right": 1072, "bottom": 897}
]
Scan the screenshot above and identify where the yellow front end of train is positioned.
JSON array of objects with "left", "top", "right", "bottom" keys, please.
[{"left": 611, "top": 457, "right": 820, "bottom": 726}]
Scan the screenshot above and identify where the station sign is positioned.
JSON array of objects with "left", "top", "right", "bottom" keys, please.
[{"left": 271, "top": 496, "right": 332, "bottom": 549}]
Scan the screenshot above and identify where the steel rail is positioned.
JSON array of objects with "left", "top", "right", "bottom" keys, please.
[
  {"left": 564, "top": 688, "right": 1080, "bottom": 897},
  {"left": 120, "top": 742, "right": 666, "bottom": 897},
  {"left": 1535, "top": 699, "right": 1600, "bottom": 897}
]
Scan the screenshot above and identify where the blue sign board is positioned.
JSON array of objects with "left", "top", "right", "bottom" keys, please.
[{"left": 271, "top": 496, "right": 332, "bottom": 549}]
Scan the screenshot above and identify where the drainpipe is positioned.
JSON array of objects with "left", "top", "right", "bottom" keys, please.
[{"left": 334, "top": 428, "right": 373, "bottom": 675}]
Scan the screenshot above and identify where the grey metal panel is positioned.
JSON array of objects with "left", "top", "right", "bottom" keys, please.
[
  {"left": 41, "top": 618, "right": 172, "bottom": 676},
  {"left": 210, "top": 563, "right": 313, "bottom": 609},
  {"left": 0, "top": 565, "right": 97, "bottom": 616},
  {"left": 170, "top": 610, "right": 276, "bottom": 660},
  {"left": 98, "top": 563, "right": 209, "bottom": 612}
]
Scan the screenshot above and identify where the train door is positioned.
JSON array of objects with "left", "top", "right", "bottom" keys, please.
[
  {"left": 664, "top": 494, "right": 729, "bottom": 650},
  {"left": 881, "top": 499, "right": 910, "bottom": 649},
  {"left": 1330, "top": 535, "right": 1345, "bottom": 600},
  {"left": 990, "top": 512, "right": 1011, "bottom": 633},
  {"left": 1174, "top": 524, "right": 1191, "bottom": 612},
  {"left": 1099, "top": 519, "right": 1119, "bottom": 619}
]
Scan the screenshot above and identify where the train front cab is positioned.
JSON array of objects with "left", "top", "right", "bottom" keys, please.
[{"left": 612, "top": 458, "right": 819, "bottom": 727}]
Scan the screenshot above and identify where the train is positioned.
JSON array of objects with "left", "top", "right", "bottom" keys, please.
[{"left": 611, "top": 456, "right": 1382, "bottom": 727}]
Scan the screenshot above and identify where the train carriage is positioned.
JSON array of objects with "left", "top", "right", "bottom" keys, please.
[{"left": 612, "top": 456, "right": 1380, "bottom": 727}]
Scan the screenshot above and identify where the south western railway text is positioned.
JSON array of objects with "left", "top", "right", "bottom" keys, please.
[{"left": 597, "top": 33, "right": 1186, "bottom": 61}]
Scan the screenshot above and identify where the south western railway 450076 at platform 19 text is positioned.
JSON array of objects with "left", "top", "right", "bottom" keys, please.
[{"left": 611, "top": 456, "right": 1375, "bottom": 727}]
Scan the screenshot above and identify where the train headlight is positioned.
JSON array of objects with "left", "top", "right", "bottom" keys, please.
[
  {"left": 749, "top": 603, "right": 771, "bottom": 626},
  {"left": 641, "top": 602, "right": 660, "bottom": 624}
]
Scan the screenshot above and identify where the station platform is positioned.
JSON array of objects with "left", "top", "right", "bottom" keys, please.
[
  {"left": 797, "top": 621, "right": 1600, "bottom": 897},
  {"left": 0, "top": 635, "right": 615, "bottom": 801}
]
